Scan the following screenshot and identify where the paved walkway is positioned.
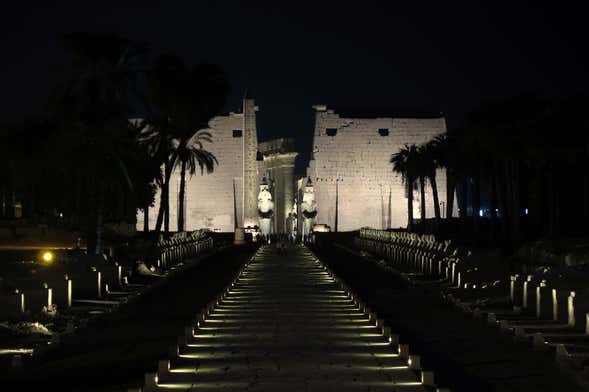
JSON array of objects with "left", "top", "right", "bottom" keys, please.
[{"left": 146, "top": 245, "right": 427, "bottom": 391}]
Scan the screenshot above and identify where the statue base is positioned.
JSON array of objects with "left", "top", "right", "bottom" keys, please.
[{"left": 234, "top": 228, "right": 246, "bottom": 245}]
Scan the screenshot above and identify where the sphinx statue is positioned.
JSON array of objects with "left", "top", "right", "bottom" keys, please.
[{"left": 258, "top": 177, "right": 274, "bottom": 235}]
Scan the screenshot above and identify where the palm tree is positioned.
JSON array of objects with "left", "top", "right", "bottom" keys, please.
[
  {"left": 137, "top": 115, "right": 178, "bottom": 235},
  {"left": 140, "top": 55, "right": 186, "bottom": 235},
  {"left": 434, "top": 133, "right": 459, "bottom": 220},
  {"left": 140, "top": 57, "right": 229, "bottom": 235},
  {"left": 421, "top": 139, "right": 442, "bottom": 222},
  {"left": 391, "top": 144, "right": 419, "bottom": 230},
  {"left": 414, "top": 146, "right": 428, "bottom": 222},
  {"left": 51, "top": 33, "right": 146, "bottom": 254},
  {"left": 175, "top": 130, "right": 218, "bottom": 231}
]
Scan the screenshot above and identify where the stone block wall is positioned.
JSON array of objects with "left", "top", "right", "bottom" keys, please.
[
  {"left": 307, "top": 107, "right": 457, "bottom": 231},
  {"left": 137, "top": 112, "right": 247, "bottom": 232}
]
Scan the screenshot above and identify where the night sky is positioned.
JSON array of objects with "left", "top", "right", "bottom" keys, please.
[{"left": 1, "top": 1, "right": 587, "bottom": 172}]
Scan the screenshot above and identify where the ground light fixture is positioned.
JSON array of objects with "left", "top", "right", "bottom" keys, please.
[{"left": 41, "top": 250, "right": 54, "bottom": 264}]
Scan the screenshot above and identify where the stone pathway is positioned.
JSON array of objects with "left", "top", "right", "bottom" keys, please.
[{"left": 141, "top": 245, "right": 429, "bottom": 391}]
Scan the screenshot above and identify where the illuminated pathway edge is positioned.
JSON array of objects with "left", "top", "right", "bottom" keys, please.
[{"left": 136, "top": 245, "right": 447, "bottom": 392}]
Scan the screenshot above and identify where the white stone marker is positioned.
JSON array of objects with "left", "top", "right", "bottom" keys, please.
[
  {"left": 408, "top": 354, "right": 421, "bottom": 370},
  {"left": 568, "top": 291, "right": 576, "bottom": 327},
  {"left": 67, "top": 279, "right": 72, "bottom": 308},
  {"left": 421, "top": 370, "right": 435, "bottom": 386}
]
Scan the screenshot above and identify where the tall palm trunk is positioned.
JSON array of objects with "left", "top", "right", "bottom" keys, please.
[
  {"left": 155, "top": 159, "right": 173, "bottom": 235},
  {"left": 407, "top": 178, "right": 414, "bottom": 230},
  {"left": 446, "top": 170, "right": 455, "bottom": 219},
  {"left": 143, "top": 205, "right": 149, "bottom": 233},
  {"left": 74, "top": 171, "right": 82, "bottom": 227},
  {"left": 459, "top": 177, "right": 468, "bottom": 219},
  {"left": 583, "top": 172, "right": 589, "bottom": 223},
  {"left": 1, "top": 183, "right": 5, "bottom": 218},
  {"left": 87, "top": 181, "right": 104, "bottom": 255},
  {"left": 178, "top": 160, "right": 187, "bottom": 232},
  {"left": 495, "top": 161, "right": 508, "bottom": 243},
  {"left": 510, "top": 160, "right": 521, "bottom": 243},
  {"left": 472, "top": 169, "right": 481, "bottom": 245},
  {"left": 95, "top": 189, "right": 104, "bottom": 255},
  {"left": 489, "top": 168, "right": 498, "bottom": 245},
  {"left": 419, "top": 175, "right": 426, "bottom": 221},
  {"left": 429, "top": 173, "right": 441, "bottom": 222},
  {"left": 5, "top": 164, "right": 14, "bottom": 219}
]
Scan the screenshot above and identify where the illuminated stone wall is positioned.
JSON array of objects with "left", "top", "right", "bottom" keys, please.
[
  {"left": 137, "top": 101, "right": 459, "bottom": 234},
  {"left": 137, "top": 109, "right": 251, "bottom": 233},
  {"left": 306, "top": 106, "right": 458, "bottom": 231}
]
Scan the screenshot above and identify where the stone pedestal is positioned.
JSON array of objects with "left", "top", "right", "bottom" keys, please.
[{"left": 234, "top": 228, "right": 246, "bottom": 245}]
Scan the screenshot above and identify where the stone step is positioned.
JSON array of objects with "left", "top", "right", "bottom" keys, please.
[{"left": 138, "top": 245, "right": 427, "bottom": 392}]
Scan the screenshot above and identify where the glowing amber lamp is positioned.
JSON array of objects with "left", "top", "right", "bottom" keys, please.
[{"left": 41, "top": 251, "right": 54, "bottom": 264}]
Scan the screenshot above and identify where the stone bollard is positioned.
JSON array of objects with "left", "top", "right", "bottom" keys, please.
[
  {"left": 67, "top": 279, "right": 72, "bottom": 308},
  {"left": 398, "top": 344, "right": 409, "bottom": 359},
  {"left": 499, "top": 320, "right": 510, "bottom": 332},
  {"left": 510, "top": 274, "right": 518, "bottom": 303},
  {"left": 555, "top": 344, "right": 569, "bottom": 362},
  {"left": 11, "top": 354, "right": 23, "bottom": 369},
  {"left": 552, "top": 289, "right": 559, "bottom": 321},
  {"left": 487, "top": 312, "right": 497, "bottom": 325},
  {"left": 408, "top": 354, "right": 421, "bottom": 370},
  {"left": 116, "top": 264, "right": 122, "bottom": 287},
  {"left": 47, "top": 288, "right": 53, "bottom": 308},
  {"left": 514, "top": 326, "right": 526, "bottom": 339},
  {"left": 533, "top": 333, "right": 546, "bottom": 350},
  {"left": 20, "top": 292, "right": 25, "bottom": 314},
  {"left": 387, "top": 331, "right": 400, "bottom": 346},
  {"left": 451, "top": 262, "right": 457, "bottom": 285},
  {"left": 97, "top": 271, "right": 102, "bottom": 298},
  {"left": 168, "top": 343, "right": 179, "bottom": 357},
  {"left": 568, "top": 291, "right": 576, "bottom": 327},
  {"left": 376, "top": 319, "right": 384, "bottom": 333},
  {"left": 157, "top": 360, "right": 170, "bottom": 381},
  {"left": 522, "top": 275, "right": 533, "bottom": 309},
  {"left": 143, "top": 373, "right": 158, "bottom": 392},
  {"left": 421, "top": 370, "right": 435, "bottom": 386},
  {"left": 536, "top": 282, "right": 551, "bottom": 319}
]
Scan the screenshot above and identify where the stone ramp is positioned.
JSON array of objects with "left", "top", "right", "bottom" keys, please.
[{"left": 138, "top": 245, "right": 432, "bottom": 391}]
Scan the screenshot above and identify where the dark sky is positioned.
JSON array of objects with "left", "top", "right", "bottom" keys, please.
[{"left": 1, "top": 1, "right": 587, "bottom": 172}]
